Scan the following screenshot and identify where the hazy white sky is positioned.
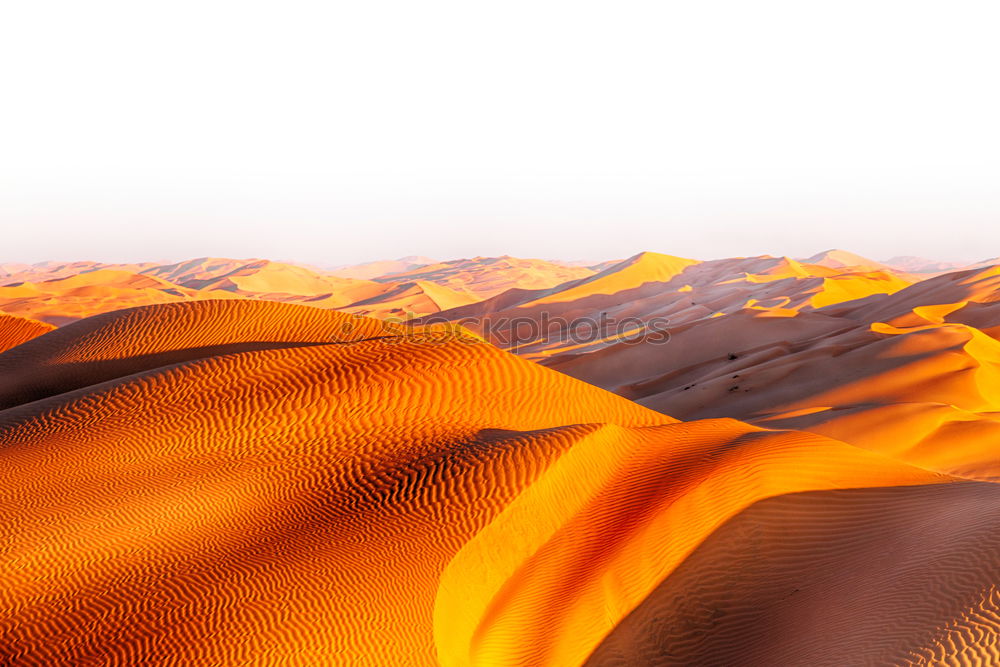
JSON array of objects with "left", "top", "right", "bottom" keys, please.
[{"left": 1, "top": 0, "right": 997, "bottom": 264}]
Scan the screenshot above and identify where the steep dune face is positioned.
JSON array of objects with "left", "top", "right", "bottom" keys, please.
[
  {"left": 435, "top": 423, "right": 948, "bottom": 667},
  {"left": 3, "top": 299, "right": 985, "bottom": 666},
  {"left": 831, "top": 264, "right": 1000, "bottom": 327},
  {"left": 530, "top": 252, "right": 698, "bottom": 305}
]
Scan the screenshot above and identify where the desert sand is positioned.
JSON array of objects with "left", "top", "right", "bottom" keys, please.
[{"left": 2, "top": 251, "right": 1000, "bottom": 665}]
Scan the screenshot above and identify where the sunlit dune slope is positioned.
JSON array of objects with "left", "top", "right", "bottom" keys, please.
[
  {"left": 2, "top": 299, "right": 985, "bottom": 666},
  {"left": 0, "top": 313, "right": 54, "bottom": 353},
  {"left": 829, "top": 263, "right": 1000, "bottom": 334},
  {"left": 530, "top": 251, "right": 698, "bottom": 304}
]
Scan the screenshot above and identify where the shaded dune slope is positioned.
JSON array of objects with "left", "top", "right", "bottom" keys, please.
[{"left": 0, "top": 300, "right": 994, "bottom": 665}]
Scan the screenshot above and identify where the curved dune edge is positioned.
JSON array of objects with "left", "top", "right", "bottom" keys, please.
[
  {"left": 0, "top": 313, "right": 54, "bottom": 353},
  {"left": 434, "top": 422, "right": 949, "bottom": 667}
]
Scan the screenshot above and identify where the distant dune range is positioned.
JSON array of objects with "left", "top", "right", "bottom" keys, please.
[
  {"left": 422, "top": 251, "right": 912, "bottom": 358},
  {"left": 3, "top": 251, "right": 1000, "bottom": 664},
  {"left": 0, "top": 255, "right": 590, "bottom": 325}
]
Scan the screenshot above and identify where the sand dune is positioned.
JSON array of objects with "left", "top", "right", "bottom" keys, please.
[
  {"left": 376, "top": 255, "right": 596, "bottom": 298},
  {"left": 884, "top": 255, "right": 970, "bottom": 274},
  {"left": 0, "top": 269, "right": 226, "bottom": 326},
  {"left": 0, "top": 258, "right": 476, "bottom": 325},
  {"left": 3, "top": 253, "right": 1000, "bottom": 664},
  {"left": 339, "top": 280, "right": 477, "bottom": 319},
  {"left": 546, "top": 260, "right": 1000, "bottom": 480},
  {"left": 429, "top": 253, "right": 910, "bottom": 359},
  {"left": 143, "top": 257, "right": 383, "bottom": 305},
  {"left": 801, "top": 248, "right": 894, "bottom": 272},
  {"left": 0, "top": 313, "right": 54, "bottom": 353},
  {"left": 6, "top": 299, "right": 989, "bottom": 666}
]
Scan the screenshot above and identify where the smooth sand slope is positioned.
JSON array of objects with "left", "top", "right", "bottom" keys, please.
[{"left": 2, "top": 300, "right": 998, "bottom": 665}]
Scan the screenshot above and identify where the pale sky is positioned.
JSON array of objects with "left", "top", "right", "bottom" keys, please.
[{"left": 1, "top": 1, "right": 998, "bottom": 265}]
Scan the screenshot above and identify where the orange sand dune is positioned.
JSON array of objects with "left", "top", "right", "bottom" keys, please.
[
  {"left": 0, "top": 313, "right": 54, "bottom": 353},
  {"left": 339, "top": 280, "right": 477, "bottom": 318},
  {"left": 0, "top": 300, "right": 395, "bottom": 410},
  {"left": 376, "top": 255, "right": 596, "bottom": 298},
  {"left": 0, "top": 269, "right": 230, "bottom": 326},
  {"left": 0, "top": 259, "right": 456, "bottom": 326},
  {"left": 144, "top": 257, "right": 383, "bottom": 305},
  {"left": 4, "top": 299, "right": 991, "bottom": 665}
]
